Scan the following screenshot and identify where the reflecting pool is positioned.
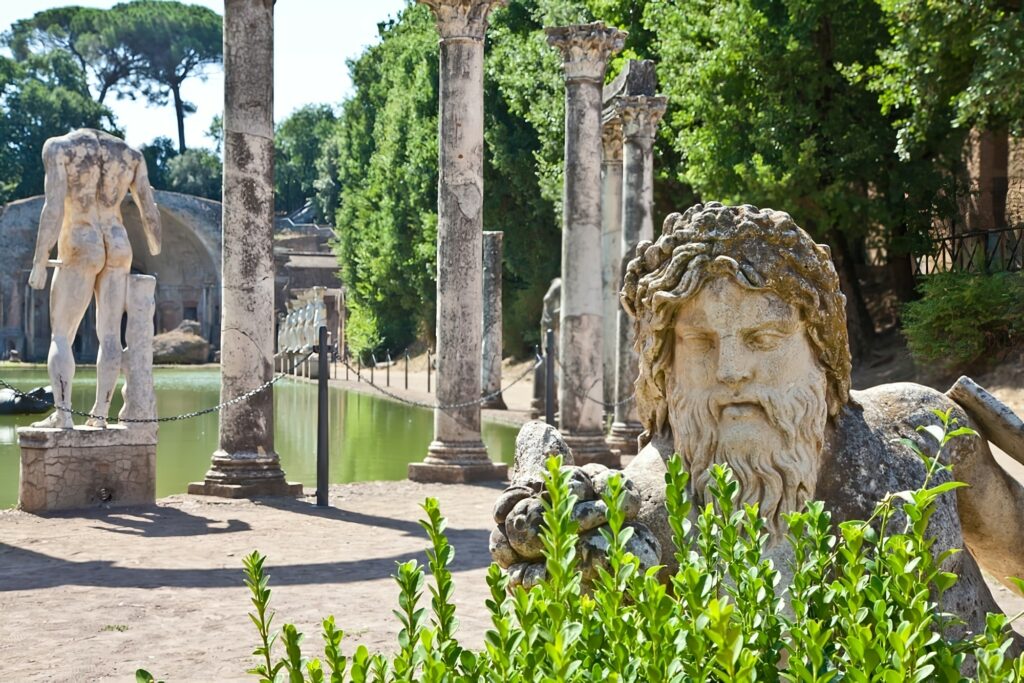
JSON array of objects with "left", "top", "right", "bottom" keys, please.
[{"left": 0, "top": 366, "right": 518, "bottom": 508}]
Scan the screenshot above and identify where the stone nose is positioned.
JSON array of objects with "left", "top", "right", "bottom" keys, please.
[{"left": 716, "top": 336, "right": 753, "bottom": 387}]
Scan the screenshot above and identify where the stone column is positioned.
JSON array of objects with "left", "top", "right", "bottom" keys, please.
[
  {"left": 546, "top": 22, "right": 625, "bottom": 466},
  {"left": 607, "top": 95, "right": 666, "bottom": 456},
  {"left": 119, "top": 275, "right": 157, "bottom": 438},
  {"left": 409, "top": 0, "right": 507, "bottom": 483},
  {"left": 599, "top": 117, "right": 623, "bottom": 408},
  {"left": 190, "top": 0, "right": 300, "bottom": 498},
  {"left": 481, "top": 231, "right": 506, "bottom": 409}
]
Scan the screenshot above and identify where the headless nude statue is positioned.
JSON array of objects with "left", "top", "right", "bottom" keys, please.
[{"left": 27, "top": 129, "right": 161, "bottom": 429}]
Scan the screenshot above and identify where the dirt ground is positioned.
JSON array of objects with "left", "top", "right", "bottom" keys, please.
[{"left": 2, "top": 348, "right": 1023, "bottom": 681}]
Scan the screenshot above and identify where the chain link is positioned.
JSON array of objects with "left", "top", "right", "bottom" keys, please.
[
  {"left": 338, "top": 355, "right": 542, "bottom": 410},
  {"left": 0, "top": 351, "right": 313, "bottom": 424},
  {"left": 553, "top": 356, "right": 636, "bottom": 409}
]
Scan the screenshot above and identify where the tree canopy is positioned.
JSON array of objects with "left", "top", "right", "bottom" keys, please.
[
  {"left": 4, "top": 1, "right": 222, "bottom": 153},
  {"left": 0, "top": 51, "right": 112, "bottom": 203}
]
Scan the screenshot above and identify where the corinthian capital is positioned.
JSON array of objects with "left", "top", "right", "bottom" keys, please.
[
  {"left": 615, "top": 95, "right": 668, "bottom": 141},
  {"left": 546, "top": 22, "right": 627, "bottom": 83},
  {"left": 419, "top": 0, "right": 506, "bottom": 40},
  {"left": 601, "top": 116, "right": 623, "bottom": 162}
]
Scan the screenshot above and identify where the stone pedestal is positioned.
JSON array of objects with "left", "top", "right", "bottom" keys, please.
[
  {"left": 190, "top": 0, "right": 300, "bottom": 498},
  {"left": 607, "top": 95, "right": 666, "bottom": 456},
  {"left": 18, "top": 273, "right": 162, "bottom": 511},
  {"left": 409, "top": 0, "right": 507, "bottom": 483},
  {"left": 547, "top": 22, "right": 625, "bottom": 467},
  {"left": 481, "top": 231, "right": 506, "bottom": 409},
  {"left": 18, "top": 426, "right": 156, "bottom": 512}
]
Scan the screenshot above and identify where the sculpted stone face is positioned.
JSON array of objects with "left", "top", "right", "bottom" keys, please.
[
  {"left": 668, "top": 276, "right": 828, "bottom": 538},
  {"left": 494, "top": 203, "right": 1024, "bottom": 648}
]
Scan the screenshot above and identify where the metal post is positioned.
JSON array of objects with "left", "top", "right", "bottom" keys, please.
[
  {"left": 370, "top": 353, "right": 375, "bottom": 384},
  {"left": 405, "top": 351, "right": 409, "bottom": 390},
  {"left": 357, "top": 355, "right": 362, "bottom": 382},
  {"left": 316, "top": 325, "right": 329, "bottom": 507},
  {"left": 427, "top": 349, "right": 432, "bottom": 394},
  {"left": 386, "top": 350, "right": 391, "bottom": 387},
  {"left": 545, "top": 327, "right": 556, "bottom": 426}
]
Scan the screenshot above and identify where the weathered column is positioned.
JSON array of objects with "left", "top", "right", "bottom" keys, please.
[
  {"left": 547, "top": 22, "right": 625, "bottom": 466},
  {"left": 481, "top": 231, "right": 506, "bottom": 409},
  {"left": 190, "top": 0, "right": 300, "bottom": 498},
  {"left": 599, "top": 117, "right": 623, "bottom": 407},
  {"left": 409, "top": 0, "right": 507, "bottom": 483},
  {"left": 530, "top": 277, "right": 560, "bottom": 419},
  {"left": 607, "top": 94, "right": 666, "bottom": 455}
]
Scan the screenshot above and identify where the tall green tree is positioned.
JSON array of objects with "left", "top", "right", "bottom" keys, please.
[
  {"left": 0, "top": 51, "right": 113, "bottom": 203},
  {"left": 5, "top": 6, "right": 138, "bottom": 107},
  {"left": 111, "top": 0, "right": 222, "bottom": 152},
  {"left": 862, "top": 0, "right": 1024, "bottom": 157},
  {"left": 275, "top": 104, "right": 337, "bottom": 217},
  {"left": 165, "top": 147, "right": 221, "bottom": 200},
  {"left": 320, "top": 2, "right": 567, "bottom": 356},
  {"left": 326, "top": 4, "right": 440, "bottom": 354},
  {"left": 4, "top": 1, "right": 223, "bottom": 150},
  {"left": 645, "top": 0, "right": 948, "bottom": 355}
]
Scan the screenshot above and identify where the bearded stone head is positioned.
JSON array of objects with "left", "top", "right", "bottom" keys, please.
[{"left": 621, "top": 203, "right": 853, "bottom": 537}]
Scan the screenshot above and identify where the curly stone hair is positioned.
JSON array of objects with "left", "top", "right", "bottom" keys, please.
[{"left": 621, "top": 203, "right": 852, "bottom": 446}]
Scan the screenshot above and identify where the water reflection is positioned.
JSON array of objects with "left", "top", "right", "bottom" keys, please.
[{"left": 0, "top": 367, "right": 517, "bottom": 508}]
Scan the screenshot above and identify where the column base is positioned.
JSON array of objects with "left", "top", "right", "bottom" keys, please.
[
  {"left": 481, "top": 394, "right": 508, "bottom": 410},
  {"left": 607, "top": 421, "right": 643, "bottom": 456},
  {"left": 562, "top": 432, "right": 619, "bottom": 468},
  {"left": 409, "top": 440, "right": 508, "bottom": 483},
  {"left": 188, "top": 480, "right": 304, "bottom": 498},
  {"left": 188, "top": 450, "right": 303, "bottom": 499}
]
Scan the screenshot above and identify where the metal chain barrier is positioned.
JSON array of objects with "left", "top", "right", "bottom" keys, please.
[
  {"left": 554, "top": 356, "right": 635, "bottom": 409},
  {"left": 0, "top": 350, "right": 314, "bottom": 424},
  {"left": 338, "top": 354, "right": 542, "bottom": 411}
]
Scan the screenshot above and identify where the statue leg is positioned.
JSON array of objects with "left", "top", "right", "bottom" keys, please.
[
  {"left": 86, "top": 264, "right": 129, "bottom": 428},
  {"left": 31, "top": 266, "right": 95, "bottom": 429}
]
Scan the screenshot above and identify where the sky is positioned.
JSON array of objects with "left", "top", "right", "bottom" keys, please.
[{"left": 0, "top": 0, "right": 410, "bottom": 148}]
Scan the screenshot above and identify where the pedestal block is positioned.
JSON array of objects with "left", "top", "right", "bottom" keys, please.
[{"left": 18, "top": 426, "right": 157, "bottom": 512}]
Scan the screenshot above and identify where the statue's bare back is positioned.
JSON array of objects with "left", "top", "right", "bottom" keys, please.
[{"left": 28, "top": 129, "right": 161, "bottom": 429}]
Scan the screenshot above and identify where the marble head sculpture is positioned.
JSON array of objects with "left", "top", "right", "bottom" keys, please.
[
  {"left": 621, "top": 203, "right": 849, "bottom": 536},
  {"left": 491, "top": 202, "right": 1024, "bottom": 646}
]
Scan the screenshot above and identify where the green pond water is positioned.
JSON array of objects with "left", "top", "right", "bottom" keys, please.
[{"left": 0, "top": 366, "right": 518, "bottom": 509}]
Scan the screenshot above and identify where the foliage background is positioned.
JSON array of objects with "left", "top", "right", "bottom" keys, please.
[{"left": 2, "top": 0, "right": 1021, "bottom": 362}]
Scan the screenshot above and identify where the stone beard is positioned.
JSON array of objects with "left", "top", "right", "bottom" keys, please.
[{"left": 667, "top": 350, "right": 829, "bottom": 541}]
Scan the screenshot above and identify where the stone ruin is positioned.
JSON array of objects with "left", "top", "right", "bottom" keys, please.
[{"left": 491, "top": 202, "right": 1024, "bottom": 646}]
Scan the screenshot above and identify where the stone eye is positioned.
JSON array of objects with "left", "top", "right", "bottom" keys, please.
[
  {"left": 747, "top": 330, "right": 785, "bottom": 350},
  {"left": 681, "top": 332, "right": 714, "bottom": 350}
]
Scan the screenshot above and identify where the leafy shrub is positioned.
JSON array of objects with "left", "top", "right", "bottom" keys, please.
[
  {"left": 139, "top": 414, "right": 1023, "bottom": 682},
  {"left": 903, "top": 271, "right": 1024, "bottom": 371}
]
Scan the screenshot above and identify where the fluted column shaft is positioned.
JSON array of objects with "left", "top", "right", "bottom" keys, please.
[
  {"left": 547, "top": 22, "right": 625, "bottom": 466},
  {"left": 609, "top": 95, "right": 666, "bottom": 455},
  {"left": 409, "top": 0, "right": 507, "bottom": 483}
]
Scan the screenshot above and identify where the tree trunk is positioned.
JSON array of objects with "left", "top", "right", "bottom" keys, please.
[
  {"left": 172, "top": 84, "right": 187, "bottom": 153},
  {"left": 829, "top": 229, "right": 875, "bottom": 361},
  {"left": 888, "top": 220, "right": 919, "bottom": 303}
]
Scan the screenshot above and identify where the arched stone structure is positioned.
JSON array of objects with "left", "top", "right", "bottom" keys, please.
[{"left": 0, "top": 190, "right": 222, "bottom": 361}]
